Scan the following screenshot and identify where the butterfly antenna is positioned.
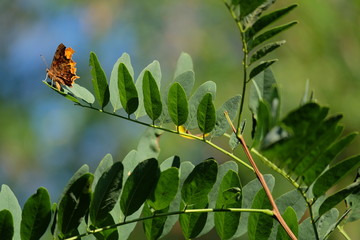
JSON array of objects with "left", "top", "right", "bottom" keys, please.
[
  {"left": 40, "top": 54, "right": 52, "bottom": 84},
  {"left": 40, "top": 54, "right": 49, "bottom": 68}
]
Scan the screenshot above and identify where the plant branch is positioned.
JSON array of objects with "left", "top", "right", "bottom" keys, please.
[
  {"left": 224, "top": 111, "right": 297, "bottom": 240},
  {"left": 337, "top": 225, "right": 352, "bottom": 240},
  {"left": 223, "top": 1, "right": 249, "bottom": 132},
  {"left": 64, "top": 207, "right": 273, "bottom": 240},
  {"left": 75, "top": 103, "right": 254, "bottom": 171},
  {"left": 252, "top": 147, "right": 320, "bottom": 240}
]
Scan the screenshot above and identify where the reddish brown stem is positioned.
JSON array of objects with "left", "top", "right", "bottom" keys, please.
[{"left": 225, "top": 112, "right": 297, "bottom": 240}]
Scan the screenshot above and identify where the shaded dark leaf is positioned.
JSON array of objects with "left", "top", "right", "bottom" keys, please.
[
  {"left": 249, "top": 60, "right": 277, "bottom": 80},
  {"left": 58, "top": 173, "right": 93, "bottom": 237},
  {"left": 20, "top": 187, "right": 51, "bottom": 240},
  {"left": 90, "top": 162, "right": 124, "bottom": 225},
  {"left": 215, "top": 170, "right": 242, "bottom": 240},
  {"left": 313, "top": 155, "right": 360, "bottom": 198},
  {"left": 0, "top": 210, "right": 13, "bottom": 240},
  {"left": 248, "top": 189, "right": 273, "bottom": 240},
  {"left": 319, "top": 180, "right": 360, "bottom": 216},
  {"left": 248, "top": 22, "right": 297, "bottom": 51},
  {"left": 249, "top": 41, "right": 285, "bottom": 65},
  {"left": 246, "top": 4, "right": 298, "bottom": 40},
  {"left": 120, "top": 158, "right": 160, "bottom": 217},
  {"left": 276, "top": 207, "right": 298, "bottom": 240}
]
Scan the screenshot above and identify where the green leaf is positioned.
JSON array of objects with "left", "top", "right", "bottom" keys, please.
[
  {"left": 249, "top": 68, "right": 280, "bottom": 148},
  {"left": 248, "top": 189, "right": 273, "bottom": 240},
  {"left": 267, "top": 190, "right": 307, "bottom": 240},
  {"left": 20, "top": 187, "right": 51, "bottom": 240},
  {"left": 249, "top": 68, "right": 279, "bottom": 115},
  {"left": 298, "top": 218, "right": 316, "bottom": 240},
  {"left": 345, "top": 175, "right": 360, "bottom": 222},
  {"left": 43, "top": 81, "right": 80, "bottom": 103},
  {"left": 246, "top": 4, "right": 298, "bottom": 40},
  {"left": 319, "top": 180, "right": 360, "bottom": 216},
  {"left": 0, "top": 185, "right": 21, "bottom": 240},
  {"left": 212, "top": 95, "right": 241, "bottom": 138},
  {"left": 250, "top": 41, "right": 285, "bottom": 64},
  {"left": 167, "top": 82, "right": 189, "bottom": 126},
  {"left": 313, "top": 155, "right": 360, "bottom": 198},
  {"left": 143, "top": 70, "right": 162, "bottom": 121},
  {"left": 65, "top": 83, "right": 95, "bottom": 104},
  {"left": 142, "top": 204, "right": 168, "bottom": 240},
  {"left": 116, "top": 151, "right": 140, "bottom": 240},
  {"left": 174, "top": 52, "right": 194, "bottom": 79},
  {"left": 215, "top": 170, "right": 242, "bottom": 240},
  {"left": 248, "top": 21, "right": 297, "bottom": 51},
  {"left": 158, "top": 70, "right": 194, "bottom": 125},
  {"left": 179, "top": 159, "right": 218, "bottom": 239},
  {"left": 118, "top": 63, "right": 139, "bottom": 115},
  {"left": 249, "top": 60, "right": 277, "bottom": 79},
  {"left": 135, "top": 61, "right": 162, "bottom": 118},
  {"left": 229, "top": 132, "right": 240, "bottom": 150},
  {"left": 136, "top": 128, "right": 162, "bottom": 161},
  {"left": 262, "top": 103, "right": 348, "bottom": 180},
  {"left": 89, "top": 52, "right": 109, "bottom": 108},
  {"left": 185, "top": 81, "right": 217, "bottom": 130},
  {"left": 181, "top": 159, "right": 218, "bottom": 206},
  {"left": 275, "top": 190, "right": 307, "bottom": 222},
  {"left": 197, "top": 93, "right": 216, "bottom": 135},
  {"left": 92, "top": 213, "right": 118, "bottom": 240},
  {"left": 160, "top": 155, "right": 181, "bottom": 170},
  {"left": 109, "top": 53, "right": 134, "bottom": 112},
  {"left": 194, "top": 162, "right": 239, "bottom": 238},
  {"left": 179, "top": 201, "right": 208, "bottom": 239},
  {"left": 93, "top": 154, "right": 114, "bottom": 190},
  {"left": 292, "top": 116, "right": 343, "bottom": 175},
  {"left": 120, "top": 158, "right": 159, "bottom": 217},
  {"left": 252, "top": 100, "right": 271, "bottom": 148},
  {"left": 317, "top": 208, "right": 338, "bottom": 239},
  {"left": 159, "top": 161, "right": 194, "bottom": 239},
  {"left": 302, "top": 132, "right": 357, "bottom": 185},
  {"left": 237, "top": 174, "right": 274, "bottom": 238},
  {"left": 239, "top": 0, "right": 275, "bottom": 22},
  {"left": 0, "top": 210, "right": 13, "bottom": 240},
  {"left": 57, "top": 173, "right": 93, "bottom": 237},
  {"left": 276, "top": 207, "right": 298, "bottom": 240},
  {"left": 90, "top": 161, "right": 124, "bottom": 225},
  {"left": 147, "top": 167, "right": 179, "bottom": 210},
  {"left": 174, "top": 71, "right": 195, "bottom": 97}
]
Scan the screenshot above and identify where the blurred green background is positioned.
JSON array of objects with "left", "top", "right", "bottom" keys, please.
[{"left": 0, "top": 0, "right": 359, "bottom": 239}]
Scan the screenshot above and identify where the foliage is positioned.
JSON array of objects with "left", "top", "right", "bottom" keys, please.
[{"left": 1, "top": 0, "right": 359, "bottom": 239}]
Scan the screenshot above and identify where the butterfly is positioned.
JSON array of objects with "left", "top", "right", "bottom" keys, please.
[{"left": 46, "top": 43, "right": 80, "bottom": 90}]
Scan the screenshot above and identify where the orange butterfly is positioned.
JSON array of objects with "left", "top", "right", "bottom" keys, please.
[{"left": 46, "top": 43, "right": 80, "bottom": 90}]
